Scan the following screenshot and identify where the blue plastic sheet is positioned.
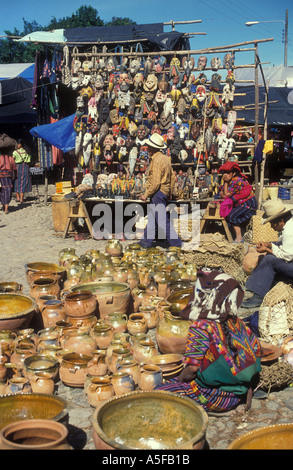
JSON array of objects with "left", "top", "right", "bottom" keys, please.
[{"left": 30, "top": 114, "right": 76, "bottom": 152}]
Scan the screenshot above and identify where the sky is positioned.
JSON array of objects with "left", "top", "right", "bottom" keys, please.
[{"left": 0, "top": 0, "right": 292, "bottom": 67}]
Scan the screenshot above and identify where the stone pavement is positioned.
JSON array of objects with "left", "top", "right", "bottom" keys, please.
[{"left": 2, "top": 185, "right": 293, "bottom": 450}]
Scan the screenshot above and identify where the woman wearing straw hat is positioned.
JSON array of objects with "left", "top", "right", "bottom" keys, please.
[
  {"left": 139, "top": 133, "right": 182, "bottom": 249},
  {"left": 242, "top": 199, "right": 293, "bottom": 309}
]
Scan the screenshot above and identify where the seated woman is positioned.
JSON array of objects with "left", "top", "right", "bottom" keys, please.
[
  {"left": 156, "top": 272, "right": 262, "bottom": 413},
  {"left": 216, "top": 161, "right": 257, "bottom": 242}
]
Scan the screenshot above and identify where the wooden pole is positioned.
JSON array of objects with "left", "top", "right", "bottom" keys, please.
[
  {"left": 258, "top": 80, "right": 269, "bottom": 209},
  {"left": 254, "top": 43, "right": 260, "bottom": 202},
  {"left": 44, "top": 169, "right": 48, "bottom": 206}
]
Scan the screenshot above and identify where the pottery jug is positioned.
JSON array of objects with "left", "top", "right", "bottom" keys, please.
[
  {"left": 59, "top": 248, "right": 79, "bottom": 267},
  {"left": 106, "top": 339, "right": 130, "bottom": 361},
  {"left": 5, "top": 376, "right": 32, "bottom": 394},
  {"left": 41, "top": 300, "right": 67, "bottom": 329},
  {"left": 127, "top": 313, "right": 148, "bottom": 336},
  {"left": 86, "top": 377, "right": 114, "bottom": 406},
  {"left": 132, "top": 339, "right": 159, "bottom": 365},
  {"left": 8, "top": 343, "right": 36, "bottom": 375},
  {"left": 37, "top": 328, "right": 60, "bottom": 352},
  {"left": 30, "top": 278, "right": 60, "bottom": 304},
  {"left": 91, "top": 324, "right": 114, "bottom": 350},
  {"left": 87, "top": 349, "right": 108, "bottom": 376},
  {"left": 138, "top": 364, "right": 163, "bottom": 391},
  {"left": 117, "top": 359, "right": 141, "bottom": 385},
  {"left": 15, "top": 328, "right": 38, "bottom": 348},
  {"left": 63, "top": 327, "right": 97, "bottom": 356},
  {"left": 39, "top": 344, "right": 62, "bottom": 362},
  {"left": 64, "top": 291, "right": 97, "bottom": 318},
  {"left": 59, "top": 353, "right": 92, "bottom": 388},
  {"left": 63, "top": 277, "right": 81, "bottom": 291},
  {"left": 29, "top": 371, "right": 55, "bottom": 394},
  {"left": 156, "top": 311, "right": 192, "bottom": 355},
  {"left": 107, "top": 348, "right": 132, "bottom": 374},
  {"left": 113, "top": 332, "right": 131, "bottom": 348},
  {"left": 138, "top": 306, "right": 159, "bottom": 329},
  {"left": 105, "top": 239, "right": 123, "bottom": 257},
  {"left": 104, "top": 312, "right": 128, "bottom": 333},
  {"left": 111, "top": 371, "right": 135, "bottom": 396}
]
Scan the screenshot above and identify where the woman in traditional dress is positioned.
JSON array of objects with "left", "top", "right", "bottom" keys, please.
[
  {"left": 217, "top": 161, "right": 257, "bottom": 243},
  {"left": 0, "top": 147, "right": 17, "bottom": 214},
  {"left": 156, "top": 272, "right": 262, "bottom": 413},
  {"left": 12, "top": 139, "right": 32, "bottom": 203}
]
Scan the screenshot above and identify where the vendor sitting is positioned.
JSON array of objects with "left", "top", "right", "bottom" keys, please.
[
  {"left": 216, "top": 161, "right": 257, "bottom": 243},
  {"left": 242, "top": 199, "right": 293, "bottom": 309}
]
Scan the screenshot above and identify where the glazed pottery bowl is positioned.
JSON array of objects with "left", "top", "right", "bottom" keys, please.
[
  {"left": 0, "top": 393, "right": 68, "bottom": 430},
  {"left": 23, "top": 355, "right": 59, "bottom": 381},
  {"left": 0, "top": 293, "right": 37, "bottom": 330},
  {"left": 70, "top": 282, "right": 131, "bottom": 319},
  {"left": 92, "top": 390, "right": 208, "bottom": 450},
  {"left": 25, "top": 262, "right": 66, "bottom": 285},
  {"left": 228, "top": 424, "right": 293, "bottom": 449}
]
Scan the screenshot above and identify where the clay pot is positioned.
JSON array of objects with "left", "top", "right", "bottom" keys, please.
[
  {"left": 105, "top": 240, "right": 123, "bottom": 257},
  {"left": 0, "top": 419, "right": 71, "bottom": 450},
  {"left": 132, "top": 340, "right": 159, "bottom": 365},
  {"left": 39, "top": 344, "right": 62, "bottom": 362},
  {"left": 30, "top": 278, "right": 61, "bottom": 304},
  {"left": 125, "top": 269, "right": 139, "bottom": 290},
  {"left": 62, "top": 327, "right": 97, "bottom": 357},
  {"left": 127, "top": 313, "right": 148, "bottom": 336},
  {"left": 59, "top": 248, "right": 79, "bottom": 267},
  {"left": 111, "top": 372, "right": 135, "bottom": 396},
  {"left": 63, "top": 291, "right": 97, "bottom": 318},
  {"left": 116, "top": 359, "right": 141, "bottom": 386},
  {"left": 107, "top": 348, "right": 132, "bottom": 374},
  {"left": 29, "top": 371, "right": 55, "bottom": 394},
  {"left": 87, "top": 350, "right": 108, "bottom": 376},
  {"left": 69, "top": 315, "right": 97, "bottom": 329},
  {"left": 59, "top": 353, "right": 91, "bottom": 388},
  {"left": 0, "top": 293, "right": 37, "bottom": 331},
  {"left": 0, "top": 350, "right": 9, "bottom": 380},
  {"left": 86, "top": 377, "right": 114, "bottom": 406},
  {"left": 63, "top": 277, "right": 80, "bottom": 290},
  {"left": 0, "top": 282, "right": 23, "bottom": 293},
  {"left": 156, "top": 311, "right": 191, "bottom": 355},
  {"left": 156, "top": 300, "right": 172, "bottom": 321},
  {"left": 25, "top": 262, "right": 66, "bottom": 287},
  {"left": 5, "top": 376, "right": 32, "bottom": 394},
  {"left": 37, "top": 328, "right": 60, "bottom": 352},
  {"left": 138, "top": 364, "right": 163, "bottom": 391},
  {"left": 138, "top": 306, "right": 159, "bottom": 329},
  {"left": 37, "top": 295, "right": 58, "bottom": 312},
  {"left": 113, "top": 267, "right": 128, "bottom": 283},
  {"left": 23, "top": 355, "right": 59, "bottom": 382},
  {"left": 15, "top": 328, "right": 38, "bottom": 348},
  {"left": 0, "top": 329, "right": 17, "bottom": 353},
  {"left": 91, "top": 324, "right": 114, "bottom": 350},
  {"left": 104, "top": 312, "right": 128, "bottom": 333},
  {"left": 41, "top": 300, "right": 67, "bottom": 329},
  {"left": 8, "top": 343, "right": 36, "bottom": 376}
]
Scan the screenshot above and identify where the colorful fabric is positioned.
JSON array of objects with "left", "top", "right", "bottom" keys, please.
[
  {"left": 0, "top": 176, "right": 14, "bottom": 205},
  {"left": 14, "top": 162, "right": 32, "bottom": 194},
  {"left": 227, "top": 196, "right": 257, "bottom": 226},
  {"left": 0, "top": 155, "right": 16, "bottom": 178},
  {"left": 157, "top": 317, "right": 261, "bottom": 412}
]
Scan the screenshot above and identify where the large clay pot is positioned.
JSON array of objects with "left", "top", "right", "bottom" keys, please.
[
  {"left": 86, "top": 377, "right": 114, "bottom": 406},
  {"left": 127, "top": 313, "right": 148, "bottom": 336},
  {"left": 59, "top": 353, "right": 91, "bottom": 388},
  {"left": 0, "top": 419, "right": 71, "bottom": 450},
  {"left": 29, "top": 371, "right": 55, "bottom": 394},
  {"left": 70, "top": 282, "right": 131, "bottom": 319},
  {"left": 228, "top": 424, "right": 293, "bottom": 450},
  {"left": 92, "top": 390, "right": 209, "bottom": 450},
  {"left": 30, "top": 278, "right": 61, "bottom": 304},
  {"left": 63, "top": 291, "right": 97, "bottom": 318},
  {"left": 41, "top": 300, "right": 67, "bottom": 329},
  {"left": 0, "top": 293, "right": 37, "bottom": 331},
  {"left": 62, "top": 327, "right": 97, "bottom": 356},
  {"left": 132, "top": 340, "right": 159, "bottom": 365},
  {"left": 111, "top": 371, "right": 135, "bottom": 396},
  {"left": 138, "top": 364, "right": 163, "bottom": 391},
  {"left": 25, "top": 262, "right": 66, "bottom": 287},
  {"left": 156, "top": 311, "right": 192, "bottom": 355}
]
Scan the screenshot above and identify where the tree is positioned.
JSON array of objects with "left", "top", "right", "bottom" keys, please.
[{"left": 0, "top": 5, "right": 136, "bottom": 63}]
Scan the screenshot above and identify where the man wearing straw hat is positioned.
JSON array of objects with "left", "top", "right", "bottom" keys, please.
[
  {"left": 139, "top": 133, "right": 182, "bottom": 249},
  {"left": 242, "top": 199, "right": 293, "bottom": 309}
]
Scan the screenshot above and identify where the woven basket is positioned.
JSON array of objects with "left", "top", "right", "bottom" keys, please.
[{"left": 251, "top": 210, "right": 278, "bottom": 244}]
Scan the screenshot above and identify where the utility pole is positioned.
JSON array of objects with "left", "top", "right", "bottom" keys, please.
[{"left": 284, "top": 9, "right": 288, "bottom": 66}]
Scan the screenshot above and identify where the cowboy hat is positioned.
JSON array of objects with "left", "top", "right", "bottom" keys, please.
[
  {"left": 144, "top": 133, "right": 167, "bottom": 149},
  {"left": 261, "top": 199, "right": 292, "bottom": 224}
]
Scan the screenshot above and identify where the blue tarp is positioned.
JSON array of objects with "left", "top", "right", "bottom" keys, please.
[{"left": 30, "top": 114, "right": 76, "bottom": 152}]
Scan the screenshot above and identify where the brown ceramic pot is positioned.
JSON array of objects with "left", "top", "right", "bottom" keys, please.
[
  {"left": 41, "top": 300, "right": 67, "bottom": 328},
  {"left": 63, "top": 291, "right": 97, "bottom": 318},
  {"left": 5, "top": 376, "right": 32, "bottom": 394},
  {"left": 59, "top": 353, "right": 91, "bottom": 388},
  {"left": 138, "top": 364, "right": 163, "bottom": 391},
  {"left": 87, "top": 350, "right": 108, "bottom": 376},
  {"left": 62, "top": 327, "right": 97, "bottom": 356},
  {"left": 127, "top": 313, "right": 148, "bottom": 336},
  {"left": 29, "top": 371, "right": 55, "bottom": 394},
  {"left": 86, "top": 376, "right": 114, "bottom": 406},
  {"left": 111, "top": 372, "right": 135, "bottom": 396},
  {"left": 138, "top": 306, "right": 159, "bottom": 329},
  {"left": 30, "top": 278, "right": 61, "bottom": 304}
]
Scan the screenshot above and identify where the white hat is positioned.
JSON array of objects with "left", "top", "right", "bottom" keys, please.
[
  {"left": 261, "top": 199, "right": 292, "bottom": 224},
  {"left": 144, "top": 133, "right": 167, "bottom": 149}
]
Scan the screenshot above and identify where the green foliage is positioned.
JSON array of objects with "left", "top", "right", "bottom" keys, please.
[{"left": 0, "top": 5, "right": 136, "bottom": 63}]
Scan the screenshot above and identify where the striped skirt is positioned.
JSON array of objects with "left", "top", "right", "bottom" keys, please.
[
  {"left": 156, "top": 377, "right": 241, "bottom": 412},
  {"left": 227, "top": 196, "right": 257, "bottom": 226},
  {"left": 0, "top": 176, "right": 14, "bottom": 205},
  {"left": 14, "top": 162, "right": 32, "bottom": 194}
]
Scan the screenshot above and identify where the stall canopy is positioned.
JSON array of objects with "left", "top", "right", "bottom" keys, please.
[
  {"left": 0, "top": 63, "right": 35, "bottom": 82},
  {"left": 30, "top": 114, "right": 76, "bottom": 152},
  {"left": 0, "top": 76, "right": 36, "bottom": 123},
  {"left": 17, "top": 23, "right": 190, "bottom": 50}
]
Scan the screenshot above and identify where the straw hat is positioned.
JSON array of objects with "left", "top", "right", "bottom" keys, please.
[
  {"left": 144, "top": 133, "right": 167, "bottom": 149},
  {"left": 261, "top": 199, "right": 292, "bottom": 224}
]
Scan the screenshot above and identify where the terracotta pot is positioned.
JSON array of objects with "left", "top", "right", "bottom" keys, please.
[
  {"left": 69, "top": 315, "right": 97, "bottom": 329},
  {"left": 30, "top": 278, "right": 61, "bottom": 304},
  {"left": 91, "top": 324, "right": 114, "bottom": 350},
  {"left": 64, "top": 291, "right": 97, "bottom": 318},
  {"left": 156, "top": 311, "right": 192, "bottom": 355},
  {"left": 25, "top": 262, "right": 66, "bottom": 287},
  {"left": 138, "top": 364, "right": 163, "bottom": 391},
  {"left": 8, "top": 343, "right": 36, "bottom": 375},
  {"left": 15, "top": 328, "right": 38, "bottom": 348},
  {"left": 113, "top": 267, "right": 128, "bottom": 283},
  {"left": 29, "top": 371, "right": 55, "bottom": 394},
  {"left": 111, "top": 371, "right": 135, "bottom": 396},
  {"left": 0, "top": 329, "right": 17, "bottom": 353},
  {"left": 0, "top": 282, "right": 23, "bottom": 293},
  {"left": 62, "top": 327, "right": 97, "bottom": 356},
  {"left": 132, "top": 340, "right": 159, "bottom": 365},
  {"left": 0, "top": 293, "right": 37, "bottom": 331},
  {"left": 37, "top": 295, "right": 58, "bottom": 312},
  {"left": 5, "top": 376, "right": 32, "bottom": 394},
  {"left": 86, "top": 376, "right": 114, "bottom": 406},
  {"left": 228, "top": 423, "right": 293, "bottom": 450},
  {"left": 117, "top": 359, "right": 141, "bottom": 385},
  {"left": 105, "top": 240, "right": 123, "bottom": 257},
  {"left": 104, "top": 312, "right": 128, "bottom": 333},
  {"left": 70, "top": 282, "right": 131, "bottom": 319},
  {"left": 59, "top": 248, "right": 79, "bottom": 267},
  {"left": 127, "top": 313, "right": 148, "bottom": 336},
  {"left": 63, "top": 277, "right": 80, "bottom": 290},
  {"left": 23, "top": 355, "right": 59, "bottom": 382},
  {"left": 37, "top": 328, "right": 60, "bottom": 352},
  {"left": 59, "top": 353, "right": 91, "bottom": 388},
  {"left": 41, "top": 300, "right": 67, "bottom": 329},
  {"left": 87, "top": 350, "right": 108, "bottom": 376},
  {"left": 0, "top": 419, "right": 71, "bottom": 450},
  {"left": 107, "top": 348, "right": 132, "bottom": 374},
  {"left": 138, "top": 306, "right": 159, "bottom": 329}
]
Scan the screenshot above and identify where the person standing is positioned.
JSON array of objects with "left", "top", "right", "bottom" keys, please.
[
  {"left": 12, "top": 139, "right": 32, "bottom": 204},
  {"left": 0, "top": 147, "right": 17, "bottom": 214},
  {"left": 139, "top": 133, "right": 181, "bottom": 248}
]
